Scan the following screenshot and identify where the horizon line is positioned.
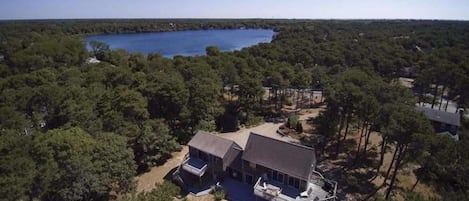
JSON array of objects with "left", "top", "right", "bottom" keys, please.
[{"left": 0, "top": 17, "right": 468, "bottom": 22}]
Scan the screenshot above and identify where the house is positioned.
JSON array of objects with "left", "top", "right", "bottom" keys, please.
[
  {"left": 416, "top": 106, "right": 461, "bottom": 140},
  {"left": 175, "top": 131, "right": 338, "bottom": 201},
  {"left": 399, "top": 66, "right": 419, "bottom": 78},
  {"left": 182, "top": 131, "right": 243, "bottom": 181},
  {"left": 86, "top": 57, "right": 101, "bottom": 64}
]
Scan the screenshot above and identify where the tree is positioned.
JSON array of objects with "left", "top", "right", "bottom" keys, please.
[
  {"left": 324, "top": 69, "right": 368, "bottom": 157},
  {"left": 375, "top": 84, "right": 417, "bottom": 171},
  {"left": 98, "top": 87, "right": 149, "bottom": 136},
  {"left": 383, "top": 107, "right": 433, "bottom": 200},
  {"left": 30, "top": 127, "right": 137, "bottom": 200},
  {"left": 237, "top": 71, "right": 264, "bottom": 121},
  {"left": 134, "top": 120, "right": 181, "bottom": 171},
  {"left": 206, "top": 46, "right": 221, "bottom": 56},
  {"left": 89, "top": 40, "right": 110, "bottom": 60},
  {"left": 412, "top": 134, "right": 456, "bottom": 192},
  {"left": 186, "top": 62, "right": 223, "bottom": 134},
  {"left": 287, "top": 114, "right": 299, "bottom": 129},
  {"left": 144, "top": 71, "right": 189, "bottom": 130},
  {"left": 0, "top": 130, "right": 35, "bottom": 201},
  {"left": 121, "top": 181, "right": 180, "bottom": 201},
  {"left": 31, "top": 127, "right": 98, "bottom": 200},
  {"left": 94, "top": 132, "right": 137, "bottom": 194}
]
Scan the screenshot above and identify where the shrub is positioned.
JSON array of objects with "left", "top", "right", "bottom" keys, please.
[
  {"left": 244, "top": 116, "right": 264, "bottom": 127},
  {"left": 120, "top": 181, "right": 181, "bottom": 201},
  {"left": 146, "top": 181, "right": 181, "bottom": 201},
  {"left": 212, "top": 188, "right": 226, "bottom": 201},
  {"left": 285, "top": 97, "right": 293, "bottom": 106},
  {"left": 296, "top": 121, "right": 303, "bottom": 133},
  {"left": 287, "top": 114, "right": 299, "bottom": 129}
]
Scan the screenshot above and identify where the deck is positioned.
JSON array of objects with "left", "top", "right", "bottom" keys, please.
[
  {"left": 182, "top": 156, "right": 208, "bottom": 177},
  {"left": 253, "top": 171, "right": 337, "bottom": 201}
]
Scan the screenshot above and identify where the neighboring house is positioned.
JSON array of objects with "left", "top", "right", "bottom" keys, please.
[
  {"left": 399, "top": 66, "right": 419, "bottom": 78},
  {"left": 86, "top": 57, "right": 101, "bottom": 64},
  {"left": 174, "top": 131, "right": 338, "bottom": 201},
  {"left": 416, "top": 106, "right": 461, "bottom": 140}
]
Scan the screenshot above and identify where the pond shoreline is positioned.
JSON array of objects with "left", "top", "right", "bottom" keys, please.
[{"left": 85, "top": 29, "right": 274, "bottom": 58}]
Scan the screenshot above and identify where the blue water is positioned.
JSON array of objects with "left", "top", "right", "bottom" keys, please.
[{"left": 85, "top": 29, "right": 274, "bottom": 57}]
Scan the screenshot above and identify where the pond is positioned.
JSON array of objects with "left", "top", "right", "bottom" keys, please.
[{"left": 85, "top": 29, "right": 274, "bottom": 58}]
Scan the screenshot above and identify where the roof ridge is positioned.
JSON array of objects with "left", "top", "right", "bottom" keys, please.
[
  {"left": 196, "top": 130, "right": 242, "bottom": 147},
  {"left": 248, "top": 132, "right": 314, "bottom": 151}
]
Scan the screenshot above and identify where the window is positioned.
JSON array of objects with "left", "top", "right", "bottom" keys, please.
[
  {"left": 189, "top": 147, "right": 197, "bottom": 157},
  {"left": 199, "top": 151, "right": 208, "bottom": 162},
  {"left": 272, "top": 170, "right": 284, "bottom": 183},
  {"left": 245, "top": 174, "right": 254, "bottom": 185},
  {"left": 288, "top": 176, "right": 300, "bottom": 189},
  {"left": 300, "top": 180, "right": 307, "bottom": 191},
  {"left": 278, "top": 173, "right": 284, "bottom": 183}
]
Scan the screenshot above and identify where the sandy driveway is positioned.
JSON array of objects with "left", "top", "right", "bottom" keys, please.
[
  {"left": 217, "top": 122, "right": 298, "bottom": 149},
  {"left": 217, "top": 107, "right": 324, "bottom": 148},
  {"left": 136, "top": 146, "right": 188, "bottom": 193}
]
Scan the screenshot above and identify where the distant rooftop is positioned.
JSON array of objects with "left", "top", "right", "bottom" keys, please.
[{"left": 416, "top": 106, "right": 461, "bottom": 127}]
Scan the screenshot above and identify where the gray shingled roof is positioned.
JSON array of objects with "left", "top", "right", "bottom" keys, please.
[
  {"left": 188, "top": 131, "right": 240, "bottom": 159},
  {"left": 416, "top": 106, "right": 461, "bottom": 127},
  {"left": 224, "top": 146, "right": 243, "bottom": 170},
  {"left": 242, "top": 132, "right": 316, "bottom": 181}
]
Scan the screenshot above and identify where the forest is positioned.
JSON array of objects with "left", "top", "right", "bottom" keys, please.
[{"left": 1, "top": 19, "right": 469, "bottom": 201}]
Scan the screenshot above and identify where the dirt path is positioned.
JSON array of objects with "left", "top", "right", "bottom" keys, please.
[{"left": 135, "top": 146, "right": 189, "bottom": 193}]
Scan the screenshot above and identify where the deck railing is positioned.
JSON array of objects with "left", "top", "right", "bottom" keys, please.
[
  {"left": 308, "top": 170, "right": 338, "bottom": 201},
  {"left": 181, "top": 155, "right": 208, "bottom": 177},
  {"left": 253, "top": 176, "right": 291, "bottom": 201}
]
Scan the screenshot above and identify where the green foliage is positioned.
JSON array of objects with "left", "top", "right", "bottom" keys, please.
[
  {"left": 94, "top": 132, "right": 138, "bottom": 193},
  {"left": 142, "top": 181, "right": 180, "bottom": 201},
  {"left": 212, "top": 188, "right": 226, "bottom": 201},
  {"left": 197, "top": 119, "right": 217, "bottom": 132},
  {"left": 206, "top": 46, "right": 221, "bottom": 56},
  {"left": 244, "top": 115, "right": 264, "bottom": 127},
  {"left": 90, "top": 40, "right": 110, "bottom": 60},
  {"left": 2, "top": 19, "right": 469, "bottom": 200},
  {"left": 296, "top": 121, "right": 303, "bottom": 133},
  {"left": 404, "top": 191, "right": 439, "bottom": 201},
  {"left": 285, "top": 97, "right": 293, "bottom": 106},
  {"left": 0, "top": 130, "right": 35, "bottom": 201},
  {"left": 135, "top": 120, "right": 181, "bottom": 171},
  {"left": 287, "top": 114, "right": 299, "bottom": 129},
  {"left": 144, "top": 71, "right": 189, "bottom": 131},
  {"left": 0, "top": 127, "right": 136, "bottom": 201},
  {"left": 121, "top": 181, "right": 180, "bottom": 201}
]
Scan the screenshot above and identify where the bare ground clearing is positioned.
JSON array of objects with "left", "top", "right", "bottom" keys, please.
[{"left": 136, "top": 146, "right": 188, "bottom": 193}]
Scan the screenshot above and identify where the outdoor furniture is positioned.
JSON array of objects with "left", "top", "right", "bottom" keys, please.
[{"left": 264, "top": 184, "right": 281, "bottom": 197}]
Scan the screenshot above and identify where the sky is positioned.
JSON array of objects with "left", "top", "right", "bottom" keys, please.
[{"left": 1, "top": 0, "right": 469, "bottom": 20}]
